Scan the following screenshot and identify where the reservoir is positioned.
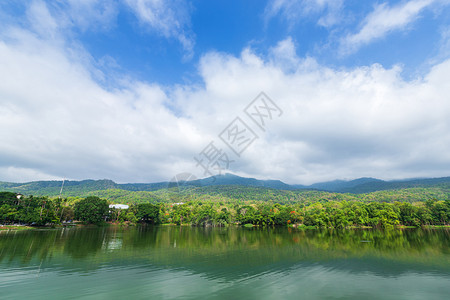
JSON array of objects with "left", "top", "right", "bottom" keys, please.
[{"left": 1, "top": 226, "right": 449, "bottom": 299}]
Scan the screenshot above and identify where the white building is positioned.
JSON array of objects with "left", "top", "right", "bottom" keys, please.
[{"left": 109, "top": 204, "right": 129, "bottom": 210}]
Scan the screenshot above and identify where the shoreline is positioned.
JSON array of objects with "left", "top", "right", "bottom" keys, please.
[{"left": 2, "top": 223, "right": 449, "bottom": 231}]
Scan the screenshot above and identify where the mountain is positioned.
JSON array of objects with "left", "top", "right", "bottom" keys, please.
[
  {"left": 338, "top": 176, "right": 450, "bottom": 193},
  {"left": 192, "top": 173, "right": 293, "bottom": 190},
  {"left": 119, "top": 182, "right": 174, "bottom": 192},
  {"left": 307, "top": 177, "right": 383, "bottom": 192},
  {"left": 0, "top": 179, "right": 118, "bottom": 196},
  {"left": 2, "top": 174, "right": 450, "bottom": 197}
]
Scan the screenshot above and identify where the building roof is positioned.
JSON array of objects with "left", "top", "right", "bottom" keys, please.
[{"left": 109, "top": 204, "right": 129, "bottom": 209}]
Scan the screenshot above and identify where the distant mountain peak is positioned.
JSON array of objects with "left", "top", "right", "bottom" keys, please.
[{"left": 2, "top": 175, "right": 450, "bottom": 196}]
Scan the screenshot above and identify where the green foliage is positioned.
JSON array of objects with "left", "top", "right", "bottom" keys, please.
[
  {"left": 133, "top": 203, "right": 160, "bottom": 224},
  {"left": 0, "top": 180, "right": 117, "bottom": 197},
  {"left": 2, "top": 184, "right": 450, "bottom": 228},
  {"left": 74, "top": 196, "right": 109, "bottom": 225},
  {"left": 0, "top": 192, "right": 60, "bottom": 225}
]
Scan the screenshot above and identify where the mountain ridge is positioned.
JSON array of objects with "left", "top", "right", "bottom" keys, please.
[{"left": 2, "top": 174, "right": 450, "bottom": 196}]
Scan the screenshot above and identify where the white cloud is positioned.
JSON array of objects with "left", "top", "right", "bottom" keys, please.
[
  {"left": 3, "top": 0, "right": 195, "bottom": 59},
  {"left": 124, "top": 0, "right": 195, "bottom": 58},
  {"left": 24, "top": 0, "right": 118, "bottom": 38},
  {"left": 427, "top": 27, "right": 450, "bottom": 65},
  {"left": 63, "top": 0, "right": 119, "bottom": 32},
  {"left": 265, "top": 0, "right": 344, "bottom": 28},
  {"left": 21, "top": 1, "right": 194, "bottom": 57},
  {"left": 0, "top": 167, "right": 57, "bottom": 183},
  {"left": 0, "top": 25, "right": 200, "bottom": 183},
  {"left": 26, "top": 1, "right": 60, "bottom": 39},
  {"left": 268, "top": 37, "right": 300, "bottom": 72},
  {"left": 340, "top": 0, "right": 435, "bottom": 55},
  {"left": 171, "top": 39, "right": 450, "bottom": 184},
  {"left": 2, "top": 7, "right": 450, "bottom": 186}
]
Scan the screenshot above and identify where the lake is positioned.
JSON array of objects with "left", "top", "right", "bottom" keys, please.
[{"left": 0, "top": 226, "right": 449, "bottom": 299}]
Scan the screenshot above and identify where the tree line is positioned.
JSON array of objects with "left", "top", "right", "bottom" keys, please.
[
  {"left": 158, "top": 199, "right": 450, "bottom": 228},
  {"left": 86, "top": 185, "right": 448, "bottom": 205},
  {"left": 1, "top": 191, "right": 449, "bottom": 228}
]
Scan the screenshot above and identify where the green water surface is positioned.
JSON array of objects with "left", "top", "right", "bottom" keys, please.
[{"left": 0, "top": 226, "right": 449, "bottom": 299}]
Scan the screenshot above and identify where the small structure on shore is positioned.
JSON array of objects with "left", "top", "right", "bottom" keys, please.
[{"left": 109, "top": 204, "right": 129, "bottom": 210}]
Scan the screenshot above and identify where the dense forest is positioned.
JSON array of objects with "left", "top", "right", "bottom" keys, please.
[
  {"left": 1, "top": 187, "right": 449, "bottom": 228},
  {"left": 3, "top": 175, "right": 450, "bottom": 196}
]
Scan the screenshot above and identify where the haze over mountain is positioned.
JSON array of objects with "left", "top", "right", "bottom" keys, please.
[{"left": 2, "top": 174, "right": 450, "bottom": 197}]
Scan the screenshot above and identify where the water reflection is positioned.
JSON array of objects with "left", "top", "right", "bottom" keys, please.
[
  {"left": 1, "top": 227, "right": 449, "bottom": 272},
  {"left": 0, "top": 227, "right": 449, "bottom": 299}
]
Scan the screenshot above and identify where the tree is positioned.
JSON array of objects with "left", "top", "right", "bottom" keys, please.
[
  {"left": 74, "top": 196, "right": 109, "bottom": 224},
  {"left": 0, "top": 192, "right": 18, "bottom": 206},
  {"left": 192, "top": 204, "right": 216, "bottom": 226},
  {"left": 237, "top": 205, "right": 257, "bottom": 225},
  {"left": 135, "top": 203, "right": 160, "bottom": 224}
]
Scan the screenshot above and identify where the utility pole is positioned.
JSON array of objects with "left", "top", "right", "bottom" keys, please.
[
  {"left": 59, "top": 178, "right": 66, "bottom": 222},
  {"left": 59, "top": 177, "right": 65, "bottom": 200}
]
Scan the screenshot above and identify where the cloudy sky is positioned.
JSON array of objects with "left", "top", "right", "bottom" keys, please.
[{"left": 1, "top": 0, "right": 450, "bottom": 184}]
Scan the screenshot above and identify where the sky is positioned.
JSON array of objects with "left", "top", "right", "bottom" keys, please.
[{"left": 1, "top": 0, "right": 450, "bottom": 185}]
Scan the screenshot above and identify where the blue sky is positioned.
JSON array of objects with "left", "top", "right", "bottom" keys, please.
[
  {"left": 1, "top": 0, "right": 450, "bottom": 184},
  {"left": 5, "top": 0, "right": 449, "bottom": 84},
  {"left": 85, "top": 0, "right": 449, "bottom": 81}
]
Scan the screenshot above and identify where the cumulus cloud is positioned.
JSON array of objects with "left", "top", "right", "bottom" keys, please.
[
  {"left": 340, "top": 0, "right": 435, "bottom": 55},
  {"left": 182, "top": 41, "right": 450, "bottom": 184},
  {"left": 1, "top": 5, "right": 450, "bottom": 186},
  {"left": 268, "top": 37, "right": 301, "bottom": 73},
  {"left": 0, "top": 24, "right": 200, "bottom": 183}
]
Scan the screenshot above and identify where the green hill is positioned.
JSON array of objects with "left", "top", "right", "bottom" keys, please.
[{"left": 1, "top": 175, "right": 450, "bottom": 205}]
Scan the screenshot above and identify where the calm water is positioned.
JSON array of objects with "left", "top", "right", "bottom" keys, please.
[{"left": 0, "top": 226, "right": 449, "bottom": 300}]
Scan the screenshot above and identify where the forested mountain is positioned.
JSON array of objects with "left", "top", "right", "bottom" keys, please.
[
  {"left": 0, "top": 179, "right": 118, "bottom": 196},
  {"left": 337, "top": 177, "right": 450, "bottom": 193},
  {"left": 1, "top": 176, "right": 450, "bottom": 228},
  {"left": 2, "top": 174, "right": 450, "bottom": 198},
  {"left": 306, "top": 177, "right": 383, "bottom": 192}
]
